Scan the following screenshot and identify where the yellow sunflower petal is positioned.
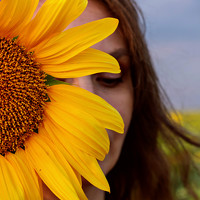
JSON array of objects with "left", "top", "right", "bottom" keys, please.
[
  {"left": 33, "top": 18, "right": 119, "bottom": 64},
  {"left": 20, "top": 0, "right": 87, "bottom": 49},
  {"left": 67, "top": 147, "right": 110, "bottom": 192},
  {"left": 37, "top": 174, "right": 44, "bottom": 200},
  {"left": 0, "top": 0, "right": 38, "bottom": 37},
  {"left": 42, "top": 48, "right": 120, "bottom": 78},
  {"left": 45, "top": 101, "right": 109, "bottom": 157},
  {"left": 40, "top": 124, "right": 110, "bottom": 191},
  {"left": 25, "top": 134, "right": 87, "bottom": 200},
  {"left": 72, "top": 167, "right": 82, "bottom": 186},
  {"left": 6, "top": 151, "right": 42, "bottom": 200},
  {"left": 48, "top": 85, "right": 124, "bottom": 133},
  {"left": 43, "top": 114, "right": 107, "bottom": 161},
  {"left": 39, "top": 124, "right": 83, "bottom": 186},
  {"left": 0, "top": 155, "right": 24, "bottom": 199}
]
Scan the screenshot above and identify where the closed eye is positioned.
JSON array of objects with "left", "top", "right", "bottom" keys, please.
[{"left": 95, "top": 73, "right": 123, "bottom": 88}]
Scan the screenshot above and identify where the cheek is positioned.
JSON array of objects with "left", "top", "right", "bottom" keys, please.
[
  {"left": 98, "top": 89, "right": 133, "bottom": 175},
  {"left": 116, "top": 95, "right": 133, "bottom": 134},
  {"left": 100, "top": 130, "right": 127, "bottom": 174},
  {"left": 106, "top": 87, "right": 133, "bottom": 136}
]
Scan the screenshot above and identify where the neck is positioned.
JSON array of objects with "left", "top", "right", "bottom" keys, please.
[{"left": 83, "top": 185, "right": 105, "bottom": 200}]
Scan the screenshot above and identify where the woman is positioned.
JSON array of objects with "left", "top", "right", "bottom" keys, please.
[{"left": 40, "top": 0, "right": 200, "bottom": 199}]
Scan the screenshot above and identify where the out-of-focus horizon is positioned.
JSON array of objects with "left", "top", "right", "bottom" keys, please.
[{"left": 136, "top": 0, "right": 200, "bottom": 111}]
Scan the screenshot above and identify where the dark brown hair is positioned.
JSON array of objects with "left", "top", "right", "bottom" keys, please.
[{"left": 99, "top": 0, "right": 200, "bottom": 199}]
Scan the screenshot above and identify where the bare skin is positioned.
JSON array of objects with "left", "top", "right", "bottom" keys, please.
[{"left": 36, "top": 1, "right": 133, "bottom": 199}]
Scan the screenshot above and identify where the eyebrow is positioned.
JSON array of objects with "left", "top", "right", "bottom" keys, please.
[{"left": 110, "top": 48, "right": 129, "bottom": 59}]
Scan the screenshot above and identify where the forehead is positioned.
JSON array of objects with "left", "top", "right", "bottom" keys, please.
[
  {"left": 67, "top": 0, "right": 126, "bottom": 54},
  {"left": 67, "top": 0, "right": 112, "bottom": 28}
]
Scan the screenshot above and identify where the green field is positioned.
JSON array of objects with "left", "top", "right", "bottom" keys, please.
[
  {"left": 181, "top": 111, "right": 200, "bottom": 135},
  {"left": 173, "top": 111, "right": 200, "bottom": 200}
]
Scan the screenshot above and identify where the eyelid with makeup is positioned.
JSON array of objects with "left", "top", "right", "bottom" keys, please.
[{"left": 94, "top": 72, "right": 123, "bottom": 88}]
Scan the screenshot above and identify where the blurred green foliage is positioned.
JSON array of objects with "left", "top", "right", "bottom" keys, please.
[
  {"left": 173, "top": 111, "right": 200, "bottom": 200},
  {"left": 181, "top": 112, "right": 200, "bottom": 136}
]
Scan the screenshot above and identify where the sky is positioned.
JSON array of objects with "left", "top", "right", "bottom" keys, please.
[{"left": 135, "top": 0, "right": 200, "bottom": 110}]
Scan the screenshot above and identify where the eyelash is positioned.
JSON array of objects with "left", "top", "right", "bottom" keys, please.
[{"left": 95, "top": 76, "right": 123, "bottom": 87}]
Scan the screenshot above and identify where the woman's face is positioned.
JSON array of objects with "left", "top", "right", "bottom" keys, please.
[
  {"left": 66, "top": 0, "right": 134, "bottom": 176},
  {"left": 38, "top": 0, "right": 134, "bottom": 198}
]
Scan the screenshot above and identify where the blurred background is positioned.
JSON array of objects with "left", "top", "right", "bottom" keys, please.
[
  {"left": 135, "top": 1, "right": 200, "bottom": 199},
  {"left": 135, "top": 0, "right": 200, "bottom": 111}
]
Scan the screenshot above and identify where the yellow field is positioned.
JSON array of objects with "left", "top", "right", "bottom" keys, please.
[
  {"left": 181, "top": 111, "right": 200, "bottom": 134},
  {"left": 173, "top": 111, "right": 200, "bottom": 200}
]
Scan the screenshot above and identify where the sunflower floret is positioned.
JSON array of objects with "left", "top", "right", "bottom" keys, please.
[
  {"left": 0, "top": 0, "right": 123, "bottom": 199},
  {"left": 0, "top": 37, "right": 47, "bottom": 156}
]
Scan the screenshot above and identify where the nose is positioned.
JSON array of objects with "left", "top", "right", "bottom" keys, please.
[{"left": 65, "top": 76, "right": 95, "bottom": 93}]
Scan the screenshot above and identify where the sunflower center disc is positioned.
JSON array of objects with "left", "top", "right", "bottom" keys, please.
[{"left": 0, "top": 37, "right": 47, "bottom": 156}]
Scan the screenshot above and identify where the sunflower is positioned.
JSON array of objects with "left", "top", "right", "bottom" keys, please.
[{"left": 0, "top": 0, "right": 124, "bottom": 199}]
